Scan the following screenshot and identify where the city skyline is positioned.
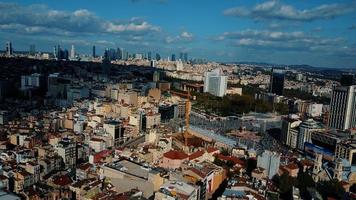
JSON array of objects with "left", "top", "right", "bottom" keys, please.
[{"left": 0, "top": 0, "right": 356, "bottom": 68}]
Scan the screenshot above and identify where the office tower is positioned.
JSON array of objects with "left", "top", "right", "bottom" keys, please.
[
  {"left": 156, "top": 53, "right": 161, "bottom": 61},
  {"left": 257, "top": 150, "right": 280, "bottom": 179},
  {"left": 298, "top": 119, "right": 321, "bottom": 150},
  {"left": 203, "top": 68, "right": 227, "bottom": 97},
  {"left": 184, "top": 52, "right": 188, "bottom": 62},
  {"left": 269, "top": 68, "right": 285, "bottom": 95},
  {"left": 63, "top": 49, "right": 69, "bottom": 60},
  {"left": 104, "top": 48, "right": 109, "bottom": 61},
  {"left": 281, "top": 116, "right": 301, "bottom": 148},
  {"left": 53, "top": 46, "right": 57, "bottom": 59},
  {"left": 179, "top": 52, "right": 184, "bottom": 61},
  {"left": 329, "top": 85, "right": 356, "bottom": 130},
  {"left": 104, "top": 48, "right": 116, "bottom": 61},
  {"left": 29, "top": 44, "right": 36, "bottom": 55},
  {"left": 340, "top": 73, "right": 355, "bottom": 86},
  {"left": 148, "top": 51, "right": 152, "bottom": 61},
  {"left": 117, "top": 48, "right": 123, "bottom": 60},
  {"left": 70, "top": 45, "right": 75, "bottom": 59},
  {"left": 108, "top": 48, "right": 116, "bottom": 60},
  {"left": 171, "top": 54, "right": 176, "bottom": 61},
  {"left": 123, "top": 51, "right": 129, "bottom": 61},
  {"left": 56, "top": 45, "right": 61, "bottom": 60},
  {"left": 92, "top": 45, "right": 96, "bottom": 58},
  {"left": 5, "top": 41, "right": 13, "bottom": 56}
]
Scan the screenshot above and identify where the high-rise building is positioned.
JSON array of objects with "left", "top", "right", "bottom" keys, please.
[
  {"left": 281, "top": 116, "right": 301, "bottom": 148},
  {"left": 203, "top": 68, "right": 227, "bottom": 97},
  {"left": 269, "top": 69, "right": 285, "bottom": 95},
  {"left": 329, "top": 85, "right": 356, "bottom": 130},
  {"left": 147, "top": 51, "right": 152, "bottom": 61},
  {"left": 340, "top": 73, "right": 355, "bottom": 86},
  {"left": 92, "top": 45, "right": 96, "bottom": 58},
  {"left": 257, "top": 150, "right": 280, "bottom": 179},
  {"left": 171, "top": 54, "right": 176, "bottom": 61},
  {"left": 6, "top": 41, "right": 13, "bottom": 56},
  {"left": 70, "top": 45, "right": 75, "bottom": 59},
  {"left": 56, "top": 45, "right": 61, "bottom": 60},
  {"left": 29, "top": 44, "right": 36, "bottom": 55},
  {"left": 63, "top": 49, "right": 69, "bottom": 60},
  {"left": 156, "top": 53, "right": 161, "bottom": 61},
  {"left": 184, "top": 52, "right": 188, "bottom": 62},
  {"left": 179, "top": 52, "right": 184, "bottom": 61},
  {"left": 117, "top": 48, "right": 123, "bottom": 60},
  {"left": 298, "top": 119, "right": 322, "bottom": 150}
]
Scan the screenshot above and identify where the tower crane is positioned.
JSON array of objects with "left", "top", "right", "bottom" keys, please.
[{"left": 170, "top": 90, "right": 194, "bottom": 146}]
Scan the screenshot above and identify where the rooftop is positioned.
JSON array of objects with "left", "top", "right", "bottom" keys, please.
[{"left": 106, "top": 159, "right": 155, "bottom": 180}]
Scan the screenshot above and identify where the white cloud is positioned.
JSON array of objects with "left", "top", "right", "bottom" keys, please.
[
  {"left": 224, "top": 1, "right": 356, "bottom": 21},
  {"left": 0, "top": 2, "right": 160, "bottom": 36},
  {"left": 217, "top": 29, "right": 346, "bottom": 54},
  {"left": 165, "top": 31, "right": 194, "bottom": 43}
]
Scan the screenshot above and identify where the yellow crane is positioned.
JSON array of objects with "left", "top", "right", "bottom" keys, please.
[{"left": 170, "top": 90, "right": 193, "bottom": 146}]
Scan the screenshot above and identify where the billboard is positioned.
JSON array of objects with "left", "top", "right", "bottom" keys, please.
[{"left": 304, "top": 142, "right": 334, "bottom": 161}]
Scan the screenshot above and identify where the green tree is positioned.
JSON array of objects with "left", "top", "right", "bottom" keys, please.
[
  {"left": 273, "top": 173, "right": 297, "bottom": 200},
  {"left": 316, "top": 179, "right": 345, "bottom": 200},
  {"left": 350, "top": 183, "right": 356, "bottom": 193},
  {"left": 297, "top": 172, "right": 315, "bottom": 199},
  {"left": 245, "top": 158, "right": 257, "bottom": 176}
]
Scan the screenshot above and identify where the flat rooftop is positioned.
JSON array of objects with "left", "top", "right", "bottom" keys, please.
[{"left": 106, "top": 159, "right": 153, "bottom": 180}]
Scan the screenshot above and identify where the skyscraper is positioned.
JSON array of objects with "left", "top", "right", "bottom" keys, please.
[
  {"left": 183, "top": 52, "right": 188, "bottom": 62},
  {"left": 117, "top": 48, "right": 123, "bottom": 60},
  {"left": 329, "top": 85, "right": 356, "bottom": 130},
  {"left": 53, "top": 46, "right": 57, "bottom": 59},
  {"left": 148, "top": 51, "right": 152, "bottom": 61},
  {"left": 56, "top": 45, "right": 61, "bottom": 60},
  {"left": 70, "top": 45, "right": 75, "bottom": 59},
  {"left": 269, "top": 68, "right": 285, "bottom": 95},
  {"left": 203, "top": 68, "right": 227, "bottom": 97},
  {"left": 340, "top": 73, "right": 355, "bottom": 86},
  {"left": 5, "top": 41, "right": 13, "bottom": 56},
  {"left": 156, "top": 53, "right": 161, "bottom": 61},
  {"left": 298, "top": 119, "right": 322, "bottom": 150},
  {"left": 179, "top": 52, "right": 184, "bottom": 61},
  {"left": 92, "top": 45, "right": 96, "bottom": 58},
  {"left": 171, "top": 54, "right": 176, "bottom": 61},
  {"left": 29, "top": 44, "right": 36, "bottom": 55}
]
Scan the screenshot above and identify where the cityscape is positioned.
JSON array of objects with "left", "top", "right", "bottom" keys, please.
[{"left": 0, "top": 0, "right": 356, "bottom": 200}]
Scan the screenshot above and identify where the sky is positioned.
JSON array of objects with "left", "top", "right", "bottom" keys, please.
[{"left": 0, "top": 0, "right": 356, "bottom": 68}]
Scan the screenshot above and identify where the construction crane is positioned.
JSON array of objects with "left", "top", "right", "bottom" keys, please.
[{"left": 170, "top": 90, "right": 194, "bottom": 146}]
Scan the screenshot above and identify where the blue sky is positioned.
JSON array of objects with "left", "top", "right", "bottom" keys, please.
[{"left": 0, "top": 0, "right": 356, "bottom": 68}]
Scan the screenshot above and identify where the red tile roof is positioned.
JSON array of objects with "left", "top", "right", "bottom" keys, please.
[
  {"left": 216, "top": 154, "right": 245, "bottom": 166},
  {"left": 285, "top": 163, "right": 299, "bottom": 170},
  {"left": 189, "top": 150, "right": 205, "bottom": 161},
  {"left": 206, "top": 147, "right": 219, "bottom": 154},
  {"left": 53, "top": 174, "right": 73, "bottom": 186},
  {"left": 163, "top": 150, "right": 188, "bottom": 160}
]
